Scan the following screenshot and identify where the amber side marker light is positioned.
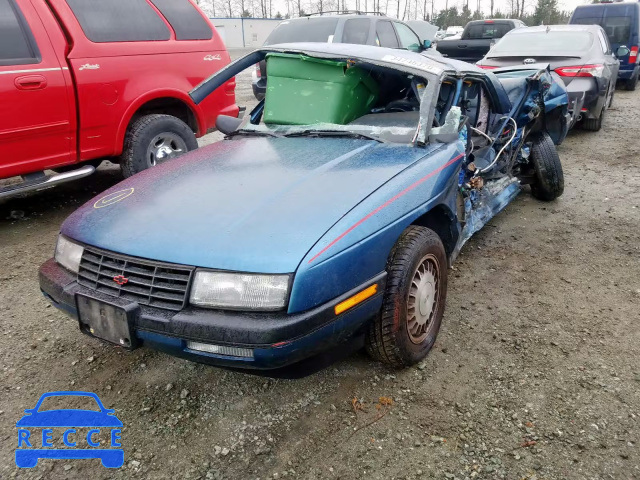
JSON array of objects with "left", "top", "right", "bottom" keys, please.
[{"left": 334, "top": 284, "right": 378, "bottom": 315}]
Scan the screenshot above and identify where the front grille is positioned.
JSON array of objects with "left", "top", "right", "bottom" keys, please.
[{"left": 77, "top": 248, "right": 193, "bottom": 311}]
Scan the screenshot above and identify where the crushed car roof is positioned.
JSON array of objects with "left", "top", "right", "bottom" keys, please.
[
  {"left": 190, "top": 42, "right": 489, "bottom": 106},
  {"left": 262, "top": 42, "right": 486, "bottom": 76}
]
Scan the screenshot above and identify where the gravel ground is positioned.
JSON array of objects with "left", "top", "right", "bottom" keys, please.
[{"left": 0, "top": 52, "right": 639, "bottom": 479}]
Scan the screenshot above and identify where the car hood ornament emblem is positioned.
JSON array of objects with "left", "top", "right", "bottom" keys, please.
[{"left": 523, "top": 58, "right": 536, "bottom": 64}]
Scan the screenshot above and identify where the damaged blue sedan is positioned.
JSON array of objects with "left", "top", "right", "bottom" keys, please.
[{"left": 39, "top": 44, "right": 567, "bottom": 370}]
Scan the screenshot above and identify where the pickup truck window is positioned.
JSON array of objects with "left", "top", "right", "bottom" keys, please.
[
  {"left": 66, "top": 0, "right": 171, "bottom": 43},
  {"left": 342, "top": 18, "right": 370, "bottom": 45},
  {"left": 465, "top": 23, "right": 510, "bottom": 40},
  {"left": 149, "top": 0, "right": 213, "bottom": 41},
  {"left": 394, "top": 22, "right": 421, "bottom": 52},
  {"left": 376, "top": 20, "right": 399, "bottom": 48},
  {"left": 0, "top": 0, "right": 40, "bottom": 65}
]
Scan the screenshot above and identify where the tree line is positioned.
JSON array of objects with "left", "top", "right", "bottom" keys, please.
[
  {"left": 432, "top": 0, "right": 570, "bottom": 29},
  {"left": 195, "top": 0, "right": 571, "bottom": 28}
]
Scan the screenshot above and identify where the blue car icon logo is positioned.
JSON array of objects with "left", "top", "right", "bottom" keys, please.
[{"left": 15, "top": 391, "right": 123, "bottom": 468}]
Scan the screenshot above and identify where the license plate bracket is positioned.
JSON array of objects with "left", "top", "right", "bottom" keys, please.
[{"left": 76, "top": 294, "right": 140, "bottom": 350}]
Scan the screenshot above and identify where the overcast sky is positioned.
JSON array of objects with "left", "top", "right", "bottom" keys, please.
[{"left": 202, "top": 0, "right": 593, "bottom": 19}]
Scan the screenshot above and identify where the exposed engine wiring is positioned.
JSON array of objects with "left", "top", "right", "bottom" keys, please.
[
  {"left": 469, "top": 126, "right": 493, "bottom": 143},
  {"left": 479, "top": 117, "right": 517, "bottom": 174}
]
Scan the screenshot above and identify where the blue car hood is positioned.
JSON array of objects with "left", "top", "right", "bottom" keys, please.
[{"left": 63, "top": 137, "right": 428, "bottom": 273}]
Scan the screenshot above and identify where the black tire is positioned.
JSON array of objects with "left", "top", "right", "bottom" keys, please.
[
  {"left": 529, "top": 132, "right": 564, "bottom": 201},
  {"left": 581, "top": 106, "right": 604, "bottom": 132},
  {"left": 120, "top": 114, "right": 197, "bottom": 178},
  {"left": 626, "top": 71, "right": 638, "bottom": 91},
  {"left": 608, "top": 87, "right": 615, "bottom": 108},
  {"left": 365, "top": 226, "right": 448, "bottom": 368}
]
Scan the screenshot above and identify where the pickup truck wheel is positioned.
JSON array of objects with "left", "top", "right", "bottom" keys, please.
[
  {"left": 366, "top": 226, "right": 447, "bottom": 368},
  {"left": 121, "top": 114, "right": 197, "bottom": 178},
  {"left": 529, "top": 132, "right": 564, "bottom": 201}
]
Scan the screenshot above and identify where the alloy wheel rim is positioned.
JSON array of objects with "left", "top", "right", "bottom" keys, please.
[
  {"left": 406, "top": 254, "right": 440, "bottom": 345},
  {"left": 147, "top": 133, "right": 187, "bottom": 167}
]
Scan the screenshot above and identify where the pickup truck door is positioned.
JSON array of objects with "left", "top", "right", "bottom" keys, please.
[{"left": 0, "top": 0, "right": 74, "bottom": 179}]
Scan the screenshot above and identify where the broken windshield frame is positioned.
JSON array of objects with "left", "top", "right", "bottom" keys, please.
[{"left": 190, "top": 44, "right": 452, "bottom": 145}]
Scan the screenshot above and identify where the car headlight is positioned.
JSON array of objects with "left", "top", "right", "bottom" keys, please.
[
  {"left": 54, "top": 235, "right": 84, "bottom": 273},
  {"left": 189, "top": 270, "right": 290, "bottom": 310}
]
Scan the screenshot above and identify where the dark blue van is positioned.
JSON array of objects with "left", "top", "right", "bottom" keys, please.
[{"left": 570, "top": 2, "right": 640, "bottom": 89}]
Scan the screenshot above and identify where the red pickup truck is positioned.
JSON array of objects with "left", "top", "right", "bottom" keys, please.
[{"left": 0, "top": 0, "right": 238, "bottom": 199}]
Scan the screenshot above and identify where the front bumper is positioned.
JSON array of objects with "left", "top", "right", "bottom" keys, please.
[{"left": 39, "top": 259, "right": 385, "bottom": 370}]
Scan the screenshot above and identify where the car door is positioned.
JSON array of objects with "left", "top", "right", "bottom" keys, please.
[
  {"left": 393, "top": 22, "right": 422, "bottom": 52},
  {"left": 0, "top": 0, "right": 73, "bottom": 179},
  {"left": 597, "top": 28, "right": 619, "bottom": 104}
]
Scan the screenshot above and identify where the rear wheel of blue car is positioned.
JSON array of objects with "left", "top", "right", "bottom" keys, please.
[
  {"left": 366, "top": 226, "right": 447, "bottom": 368},
  {"left": 530, "top": 132, "right": 564, "bottom": 201}
]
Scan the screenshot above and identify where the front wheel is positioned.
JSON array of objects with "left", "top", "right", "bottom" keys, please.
[
  {"left": 120, "top": 114, "right": 198, "bottom": 178},
  {"left": 529, "top": 132, "right": 564, "bottom": 201},
  {"left": 366, "top": 226, "right": 448, "bottom": 368}
]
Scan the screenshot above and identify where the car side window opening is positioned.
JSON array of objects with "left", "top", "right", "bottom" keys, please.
[
  {"left": 458, "top": 79, "right": 493, "bottom": 141},
  {"left": 394, "top": 22, "right": 421, "bottom": 52},
  {"left": 602, "top": 16, "right": 632, "bottom": 44},
  {"left": 65, "top": 0, "right": 171, "bottom": 43},
  {"left": 148, "top": 0, "right": 213, "bottom": 41},
  {"left": 597, "top": 29, "right": 610, "bottom": 54},
  {"left": 342, "top": 18, "right": 371, "bottom": 45},
  {"left": 264, "top": 18, "right": 338, "bottom": 45},
  {"left": 0, "top": 0, "right": 40, "bottom": 66},
  {"left": 574, "top": 15, "right": 631, "bottom": 45},
  {"left": 435, "top": 79, "right": 456, "bottom": 126},
  {"left": 376, "top": 20, "right": 400, "bottom": 48}
]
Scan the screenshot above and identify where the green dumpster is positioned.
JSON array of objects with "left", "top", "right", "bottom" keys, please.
[{"left": 263, "top": 53, "right": 379, "bottom": 125}]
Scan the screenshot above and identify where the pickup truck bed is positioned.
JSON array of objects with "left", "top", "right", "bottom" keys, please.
[{"left": 436, "top": 19, "right": 525, "bottom": 63}]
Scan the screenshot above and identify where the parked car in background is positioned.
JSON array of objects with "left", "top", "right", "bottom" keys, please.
[
  {"left": 0, "top": 0, "right": 237, "bottom": 199},
  {"left": 40, "top": 44, "right": 567, "bottom": 371},
  {"left": 444, "top": 26, "right": 464, "bottom": 37},
  {"left": 434, "top": 27, "right": 464, "bottom": 42},
  {"left": 436, "top": 19, "right": 526, "bottom": 63},
  {"left": 477, "top": 25, "right": 620, "bottom": 131},
  {"left": 251, "top": 13, "right": 434, "bottom": 99},
  {"left": 570, "top": 1, "right": 640, "bottom": 90}
]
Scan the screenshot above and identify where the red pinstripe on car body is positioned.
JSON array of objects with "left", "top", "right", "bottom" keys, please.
[{"left": 308, "top": 152, "right": 465, "bottom": 264}]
